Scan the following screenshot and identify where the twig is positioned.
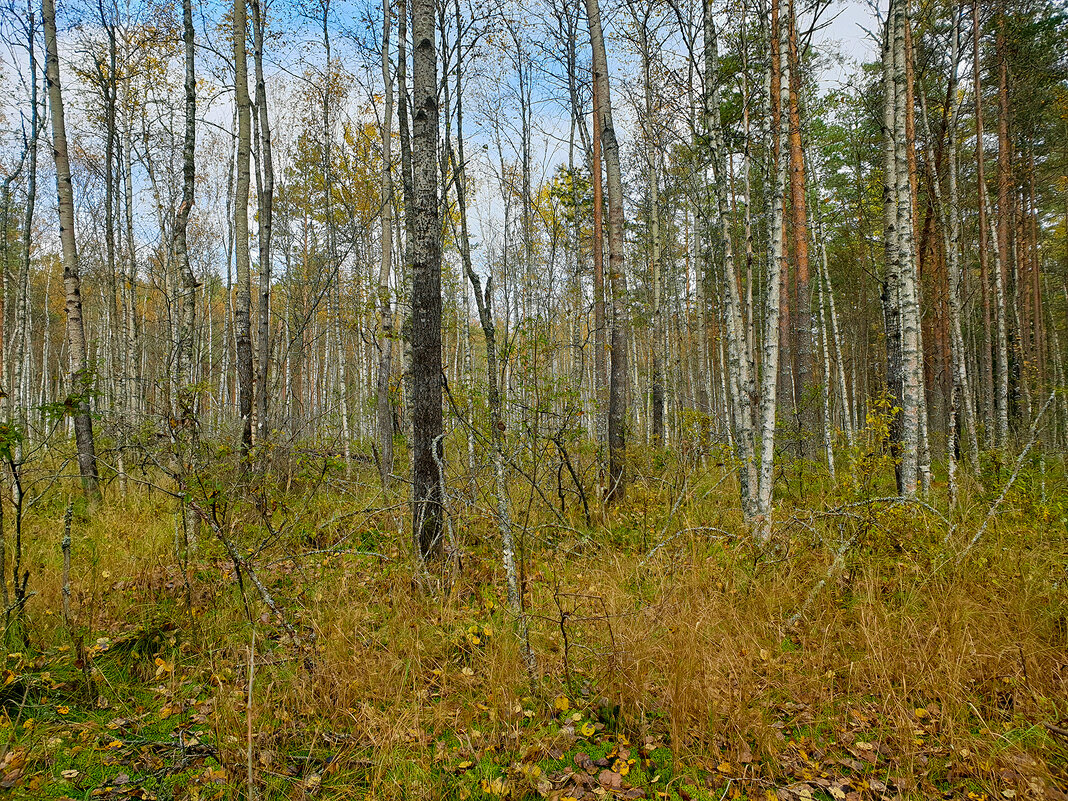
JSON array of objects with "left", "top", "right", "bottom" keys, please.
[
  {"left": 1044, "top": 722, "right": 1068, "bottom": 740},
  {"left": 188, "top": 499, "right": 302, "bottom": 645},
  {"left": 432, "top": 433, "right": 461, "bottom": 580},
  {"left": 61, "top": 500, "right": 72, "bottom": 626},
  {"left": 787, "top": 522, "right": 853, "bottom": 628},
  {"left": 958, "top": 390, "right": 1056, "bottom": 560},
  {"left": 247, "top": 626, "right": 256, "bottom": 801}
]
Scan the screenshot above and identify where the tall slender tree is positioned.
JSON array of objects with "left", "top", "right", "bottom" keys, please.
[
  {"left": 174, "top": 0, "right": 198, "bottom": 548},
  {"left": 585, "top": 0, "right": 628, "bottom": 503},
  {"left": 252, "top": 0, "right": 274, "bottom": 447},
  {"left": 43, "top": 0, "right": 101, "bottom": 499},
  {"left": 376, "top": 0, "right": 395, "bottom": 487},
  {"left": 233, "top": 0, "right": 254, "bottom": 453},
  {"left": 410, "top": 0, "right": 443, "bottom": 558}
]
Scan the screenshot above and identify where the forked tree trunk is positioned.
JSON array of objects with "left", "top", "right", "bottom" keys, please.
[
  {"left": 456, "top": 72, "right": 535, "bottom": 668},
  {"left": 916, "top": 4, "right": 979, "bottom": 489}
]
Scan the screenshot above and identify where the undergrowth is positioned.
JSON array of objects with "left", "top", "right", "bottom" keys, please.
[{"left": 0, "top": 442, "right": 1066, "bottom": 801}]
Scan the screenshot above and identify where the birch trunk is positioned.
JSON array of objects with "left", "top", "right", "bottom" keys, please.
[
  {"left": 994, "top": 11, "right": 1012, "bottom": 447},
  {"left": 591, "top": 72, "right": 607, "bottom": 454},
  {"left": 755, "top": 0, "right": 789, "bottom": 542},
  {"left": 174, "top": 0, "right": 198, "bottom": 549},
  {"left": 973, "top": 0, "right": 994, "bottom": 443},
  {"left": 636, "top": 13, "right": 665, "bottom": 448},
  {"left": 917, "top": 8, "right": 980, "bottom": 478},
  {"left": 321, "top": 3, "right": 351, "bottom": 471},
  {"left": 376, "top": 0, "right": 395, "bottom": 487},
  {"left": 704, "top": 1, "right": 757, "bottom": 521},
  {"left": 252, "top": 0, "right": 273, "bottom": 447},
  {"left": 233, "top": 0, "right": 254, "bottom": 453},
  {"left": 14, "top": 18, "right": 40, "bottom": 429},
  {"left": 585, "top": 0, "right": 627, "bottom": 504},
  {"left": 43, "top": 0, "right": 100, "bottom": 499},
  {"left": 882, "top": 0, "right": 922, "bottom": 496}
]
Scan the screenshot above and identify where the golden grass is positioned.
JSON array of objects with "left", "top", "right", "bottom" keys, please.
[{"left": 4, "top": 451, "right": 1067, "bottom": 800}]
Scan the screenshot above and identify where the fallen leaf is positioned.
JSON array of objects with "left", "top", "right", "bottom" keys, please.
[
  {"left": 574, "top": 752, "right": 596, "bottom": 774},
  {"left": 599, "top": 769, "right": 624, "bottom": 791}
]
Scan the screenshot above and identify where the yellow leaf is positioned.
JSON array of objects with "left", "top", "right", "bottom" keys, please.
[
  {"left": 579, "top": 722, "right": 596, "bottom": 737},
  {"left": 915, "top": 708, "right": 929, "bottom": 719},
  {"left": 480, "top": 776, "right": 509, "bottom": 796},
  {"left": 554, "top": 696, "right": 570, "bottom": 713}
]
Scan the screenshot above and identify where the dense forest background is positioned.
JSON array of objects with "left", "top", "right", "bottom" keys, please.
[{"left": 0, "top": 0, "right": 1067, "bottom": 798}]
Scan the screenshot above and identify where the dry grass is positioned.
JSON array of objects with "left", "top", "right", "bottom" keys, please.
[{"left": 2, "top": 450, "right": 1067, "bottom": 800}]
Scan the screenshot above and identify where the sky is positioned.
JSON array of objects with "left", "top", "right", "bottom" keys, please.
[
  {"left": 0, "top": 0, "right": 890, "bottom": 284},
  {"left": 815, "top": 0, "right": 882, "bottom": 87}
]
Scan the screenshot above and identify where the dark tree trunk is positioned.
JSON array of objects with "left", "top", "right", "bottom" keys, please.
[
  {"left": 233, "top": 0, "right": 254, "bottom": 453},
  {"left": 410, "top": 0, "right": 443, "bottom": 559}
]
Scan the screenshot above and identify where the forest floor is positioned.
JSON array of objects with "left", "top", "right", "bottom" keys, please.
[{"left": 1, "top": 446, "right": 1067, "bottom": 801}]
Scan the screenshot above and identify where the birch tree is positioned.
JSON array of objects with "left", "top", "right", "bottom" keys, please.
[
  {"left": 375, "top": 0, "right": 395, "bottom": 487},
  {"left": 881, "top": 0, "right": 924, "bottom": 496},
  {"left": 174, "top": 0, "right": 198, "bottom": 549},
  {"left": 233, "top": 0, "right": 254, "bottom": 453},
  {"left": 43, "top": 0, "right": 100, "bottom": 499},
  {"left": 585, "top": 0, "right": 628, "bottom": 504},
  {"left": 252, "top": 0, "right": 273, "bottom": 447}
]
